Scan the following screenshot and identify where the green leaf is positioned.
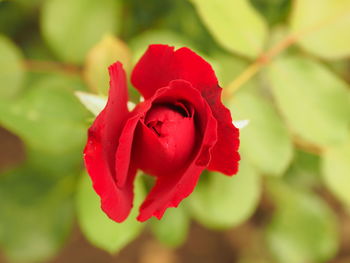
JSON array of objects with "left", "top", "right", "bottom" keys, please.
[
  {"left": 150, "top": 205, "right": 189, "bottom": 247},
  {"left": 266, "top": 181, "right": 339, "bottom": 263},
  {"left": 228, "top": 90, "right": 293, "bottom": 175},
  {"left": 21, "top": 33, "right": 56, "bottom": 61},
  {"left": 41, "top": 0, "right": 120, "bottom": 64},
  {"left": 0, "top": 35, "right": 25, "bottom": 99},
  {"left": 321, "top": 135, "right": 350, "bottom": 206},
  {"left": 84, "top": 34, "right": 131, "bottom": 95},
  {"left": 290, "top": 0, "right": 350, "bottom": 60},
  {"left": 0, "top": 167, "right": 75, "bottom": 263},
  {"left": 76, "top": 173, "right": 146, "bottom": 253},
  {"left": 211, "top": 53, "right": 251, "bottom": 87},
  {"left": 188, "top": 161, "right": 261, "bottom": 229},
  {"left": 189, "top": 0, "right": 268, "bottom": 58},
  {"left": 161, "top": 0, "right": 219, "bottom": 53},
  {"left": 284, "top": 150, "right": 321, "bottom": 189},
  {"left": 266, "top": 55, "right": 350, "bottom": 147},
  {"left": 250, "top": 0, "right": 291, "bottom": 26},
  {"left": 0, "top": 73, "right": 89, "bottom": 154},
  {"left": 13, "top": 0, "right": 44, "bottom": 11},
  {"left": 119, "top": 0, "right": 175, "bottom": 40},
  {"left": 0, "top": 2, "right": 26, "bottom": 37}
]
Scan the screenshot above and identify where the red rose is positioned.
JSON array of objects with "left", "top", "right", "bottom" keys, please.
[{"left": 84, "top": 45, "right": 240, "bottom": 222}]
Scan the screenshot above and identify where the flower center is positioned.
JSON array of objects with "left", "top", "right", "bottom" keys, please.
[{"left": 134, "top": 102, "right": 196, "bottom": 176}]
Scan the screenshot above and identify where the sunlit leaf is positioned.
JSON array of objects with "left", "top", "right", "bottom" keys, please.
[
  {"left": 189, "top": 0, "right": 268, "bottom": 58},
  {"left": 84, "top": 34, "right": 131, "bottom": 95},
  {"left": 266, "top": 55, "right": 350, "bottom": 147},
  {"left": 290, "top": 0, "right": 350, "bottom": 59},
  {"left": 41, "top": 0, "right": 120, "bottom": 64},
  {"left": 266, "top": 181, "right": 339, "bottom": 263},
  {"left": 322, "top": 135, "right": 350, "bottom": 206},
  {"left": 76, "top": 173, "right": 146, "bottom": 253},
  {"left": 150, "top": 205, "right": 189, "bottom": 247},
  {"left": 188, "top": 161, "right": 261, "bottom": 229},
  {"left": 0, "top": 35, "right": 25, "bottom": 99},
  {"left": 228, "top": 90, "right": 293, "bottom": 175}
]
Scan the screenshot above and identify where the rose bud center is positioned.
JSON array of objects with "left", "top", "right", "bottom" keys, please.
[{"left": 134, "top": 102, "right": 196, "bottom": 176}]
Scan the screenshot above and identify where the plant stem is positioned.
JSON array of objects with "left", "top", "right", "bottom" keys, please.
[
  {"left": 224, "top": 9, "right": 350, "bottom": 97},
  {"left": 293, "top": 136, "right": 323, "bottom": 155},
  {"left": 23, "top": 60, "right": 81, "bottom": 76}
]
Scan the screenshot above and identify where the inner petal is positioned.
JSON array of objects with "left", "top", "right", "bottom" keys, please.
[{"left": 134, "top": 102, "right": 196, "bottom": 177}]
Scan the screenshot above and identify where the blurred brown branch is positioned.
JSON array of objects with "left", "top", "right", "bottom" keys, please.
[
  {"left": 224, "top": 9, "right": 350, "bottom": 97},
  {"left": 23, "top": 60, "right": 82, "bottom": 76},
  {"left": 293, "top": 136, "right": 323, "bottom": 155}
]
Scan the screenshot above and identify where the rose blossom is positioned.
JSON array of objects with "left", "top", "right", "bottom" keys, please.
[{"left": 84, "top": 44, "right": 240, "bottom": 222}]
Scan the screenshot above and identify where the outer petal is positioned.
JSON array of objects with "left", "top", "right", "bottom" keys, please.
[
  {"left": 132, "top": 44, "right": 239, "bottom": 175},
  {"left": 84, "top": 62, "right": 133, "bottom": 222},
  {"left": 131, "top": 44, "right": 218, "bottom": 98},
  {"left": 203, "top": 86, "right": 240, "bottom": 175},
  {"left": 135, "top": 80, "right": 218, "bottom": 222}
]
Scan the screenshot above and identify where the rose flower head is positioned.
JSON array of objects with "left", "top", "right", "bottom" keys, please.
[{"left": 84, "top": 44, "right": 240, "bottom": 222}]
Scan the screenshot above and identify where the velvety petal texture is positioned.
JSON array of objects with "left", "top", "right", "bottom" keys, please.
[
  {"left": 132, "top": 45, "right": 240, "bottom": 175},
  {"left": 134, "top": 80, "right": 218, "bottom": 221},
  {"left": 84, "top": 63, "right": 135, "bottom": 222},
  {"left": 84, "top": 45, "right": 240, "bottom": 223},
  {"left": 131, "top": 45, "right": 218, "bottom": 98},
  {"left": 203, "top": 86, "right": 240, "bottom": 175}
]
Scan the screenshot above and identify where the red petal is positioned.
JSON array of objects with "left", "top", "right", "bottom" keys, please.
[
  {"left": 84, "top": 62, "right": 132, "bottom": 222},
  {"left": 131, "top": 45, "right": 218, "bottom": 99},
  {"left": 85, "top": 139, "right": 137, "bottom": 222},
  {"left": 115, "top": 115, "right": 140, "bottom": 188},
  {"left": 137, "top": 163, "right": 203, "bottom": 222},
  {"left": 203, "top": 86, "right": 240, "bottom": 175},
  {"left": 134, "top": 105, "right": 196, "bottom": 177},
  {"left": 135, "top": 80, "right": 218, "bottom": 221},
  {"left": 132, "top": 44, "right": 239, "bottom": 175}
]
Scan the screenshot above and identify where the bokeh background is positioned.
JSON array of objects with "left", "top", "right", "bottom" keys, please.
[{"left": 0, "top": 0, "right": 350, "bottom": 262}]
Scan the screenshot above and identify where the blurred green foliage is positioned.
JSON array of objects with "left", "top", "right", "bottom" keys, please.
[
  {"left": 0, "top": 35, "right": 24, "bottom": 99},
  {"left": 266, "top": 181, "right": 339, "bottom": 263},
  {"left": 0, "top": 0, "right": 349, "bottom": 262},
  {"left": 188, "top": 161, "right": 261, "bottom": 229},
  {"left": 76, "top": 173, "right": 146, "bottom": 253}
]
